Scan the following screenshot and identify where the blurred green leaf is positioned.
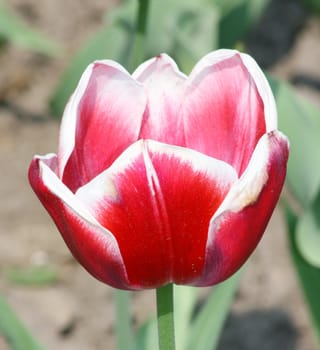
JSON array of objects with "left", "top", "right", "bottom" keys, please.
[
  {"left": 0, "top": 294, "right": 45, "bottom": 350},
  {"left": 269, "top": 73, "right": 320, "bottom": 347},
  {"left": 6, "top": 265, "right": 58, "bottom": 286},
  {"left": 114, "top": 290, "right": 134, "bottom": 350},
  {"left": 170, "top": 5, "right": 220, "bottom": 73},
  {"left": 284, "top": 204, "right": 320, "bottom": 345},
  {"left": 146, "top": 0, "right": 220, "bottom": 73},
  {"left": 300, "top": 0, "right": 320, "bottom": 13},
  {"left": 186, "top": 271, "right": 241, "bottom": 350},
  {"left": 50, "top": 1, "right": 136, "bottom": 117},
  {"left": 134, "top": 318, "right": 158, "bottom": 350},
  {"left": 0, "top": 1, "right": 59, "bottom": 56},
  {"left": 296, "top": 203, "right": 320, "bottom": 268},
  {"left": 269, "top": 76, "right": 320, "bottom": 207},
  {"left": 216, "top": 0, "right": 270, "bottom": 48},
  {"left": 174, "top": 286, "right": 198, "bottom": 350}
]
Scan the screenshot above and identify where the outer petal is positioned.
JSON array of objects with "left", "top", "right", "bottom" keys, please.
[
  {"left": 28, "top": 154, "right": 131, "bottom": 289},
  {"left": 194, "top": 131, "right": 289, "bottom": 286},
  {"left": 76, "top": 140, "right": 238, "bottom": 288},
  {"left": 132, "top": 54, "right": 187, "bottom": 146},
  {"left": 59, "top": 61, "right": 147, "bottom": 192},
  {"left": 183, "top": 49, "right": 271, "bottom": 175}
]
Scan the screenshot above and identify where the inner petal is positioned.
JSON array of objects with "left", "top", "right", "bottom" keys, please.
[
  {"left": 183, "top": 53, "right": 266, "bottom": 176},
  {"left": 133, "top": 54, "right": 187, "bottom": 147},
  {"left": 62, "top": 62, "right": 146, "bottom": 192}
]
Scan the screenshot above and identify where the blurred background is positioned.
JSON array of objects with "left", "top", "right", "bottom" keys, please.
[{"left": 0, "top": 0, "right": 320, "bottom": 349}]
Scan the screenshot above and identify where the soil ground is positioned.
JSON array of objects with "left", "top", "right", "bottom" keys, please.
[{"left": 0, "top": 1, "right": 320, "bottom": 349}]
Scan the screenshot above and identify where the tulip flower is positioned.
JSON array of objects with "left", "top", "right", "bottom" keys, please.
[{"left": 29, "top": 49, "right": 289, "bottom": 290}]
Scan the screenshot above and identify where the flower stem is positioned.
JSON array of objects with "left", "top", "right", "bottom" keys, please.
[
  {"left": 130, "top": 0, "right": 150, "bottom": 70},
  {"left": 156, "top": 284, "right": 176, "bottom": 350}
]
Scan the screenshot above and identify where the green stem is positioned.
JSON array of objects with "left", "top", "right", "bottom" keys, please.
[
  {"left": 156, "top": 284, "right": 176, "bottom": 350},
  {"left": 115, "top": 290, "right": 132, "bottom": 350},
  {"left": 130, "top": 0, "right": 150, "bottom": 70}
]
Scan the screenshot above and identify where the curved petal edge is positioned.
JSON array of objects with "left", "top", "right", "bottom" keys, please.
[
  {"left": 194, "top": 131, "right": 289, "bottom": 286},
  {"left": 28, "top": 155, "right": 133, "bottom": 290}
]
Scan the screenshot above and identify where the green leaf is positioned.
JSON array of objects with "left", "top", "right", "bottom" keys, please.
[
  {"left": 295, "top": 187, "right": 320, "bottom": 269},
  {"left": 186, "top": 271, "right": 241, "bottom": 350},
  {"left": 300, "top": 0, "right": 320, "bottom": 13},
  {"left": 174, "top": 286, "right": 198, "bottom": 350},
  {"left": 50, "top": 1, "right": 136, "bottom": 117},
  {"left": 216, "top": 0, "right": 270, "bottom": 48},
  {"left": 0, "top": 294, "right": 45, "bottom": 350},
  {"left": 171, "top": 5, "right": 220, "bottom": 73},
  {"left": 146, "top": 0, "right": 220, "bottom": 73},
  {"left": 114, "top": 290, "right": 134, "bottom": 350},
  {"left": 284, "top": 204, "right": 320, "bottom": 345},
  {"left": 6, "top": 265, "right": 58, "bottom": 286},
  {"left": 269, "top": 76, "right": 320, "bottom": 207},
  {"left": 0, "top": 2, "right": 59, "bottom": 56},
  {"left": 134, "top": 318, "right": 158, "bottom": 350},
  {"left": 296, "top": 204, "right": 320, "bottom": 268}
]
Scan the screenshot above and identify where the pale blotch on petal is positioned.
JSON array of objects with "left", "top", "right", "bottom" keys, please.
[{"left": 213, "top": 133, "right": 270, "bottom": 217}]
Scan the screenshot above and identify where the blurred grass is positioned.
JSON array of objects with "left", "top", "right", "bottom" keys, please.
[
  {"left": 0, "top": 295, "right": 45, "bottom": 350},
  {"left": 0, "top": 1, "right": 60, "bottom": 56}
]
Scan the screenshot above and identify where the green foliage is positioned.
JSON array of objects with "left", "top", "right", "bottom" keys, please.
[
  {"left": 134, "top": 317, "right": 158, "bottom": 350},
  {"left": 114, "top": 290, "right": 134, "bottom": 350},
  {"left": 6, "top": 265, "right": 58, "bottom": 286},
  {"left": 270, "top": 76, "right": 320, "bottom": 346},
  {"left": 0, "top": 1, "right": 59, "bottom": 55},
  {"left": 186, "top": 273, "right": 241, "bottom": 350},
  {"left": 300, "top": 0, "right": 320, "bottom": 13},
  {"left": 0, "top": 295, "right": 45, "bottom": 350},
  {"left": 144, "top": 0, "right": 220, "bottom": 73},
  {"left": 174, "top": 285, "right": 198, "bottom": 350},
  {"left": 296, "top": 195, "right": 320, "bottom": 268},
  {"left": 216, "top": 0, "right": 270, "bottom": 48},
  {"left": 284, "top": 205, "right": 320, "bottom": 345},
  {"left": 269, "top": 77, "right": 320, "bottom": 208}
]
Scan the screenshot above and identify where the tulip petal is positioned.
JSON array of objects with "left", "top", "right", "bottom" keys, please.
[
  {"left": 133, "top": 54, "right": 187, "bottom": 146},
  {"left": 28, "top": 154, "right": 131, "bottom": 289},
  {"left": 77, "top": 140, "right": 238, "bottom": 287},
  {"left": 59, "top": 61, "right": 147, "bottom": 192},
  {"left": 195, "top": 131, "right": 289, "bottom": 286},
  {"left": 183, "top": 49, "right": 271, "bottom": 175}
]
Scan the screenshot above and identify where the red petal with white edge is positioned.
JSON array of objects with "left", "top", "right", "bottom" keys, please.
[
  {"left": 59, "top": 61, "right": 146, "bottom": 192},
  {"left": 132, "top": 54, "right": 187, "bottom": 146},
  {"left": 28, "top": 154, "right": 131, "bottom": 289},
  {"left": 76, "top": 140, "right": 238, "bottom": 288},
  {"left": 194, "top": 131, "right": 289, "bottom": 286},
  {"left": 183, "top": 49, "right": 272, "bottom": 176}
]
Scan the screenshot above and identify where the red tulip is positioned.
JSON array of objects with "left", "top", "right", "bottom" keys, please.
[{"left": 29, "top": 50, "right": 289, "bottom": 290}]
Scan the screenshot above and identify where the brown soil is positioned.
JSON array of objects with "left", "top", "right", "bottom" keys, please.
[{"left": 0, "top": 1, "right": 319, "bottom": 349}]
